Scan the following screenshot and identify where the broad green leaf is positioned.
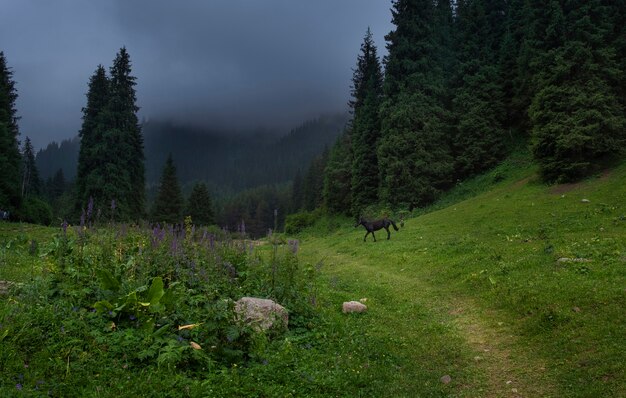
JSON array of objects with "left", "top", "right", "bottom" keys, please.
[
  {"left": 96, "top": 269, "right": 120, "bottom": 291},
  {"left": 94, "top": 300, "right": 113, "bottom": 313},
  {"left": 147, "top": 277, "right": 165, "bottom": 305}
]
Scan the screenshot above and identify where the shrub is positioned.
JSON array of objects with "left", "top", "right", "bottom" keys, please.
[{"left": 18, "top": 197, "right": 53, "bottom": 225}]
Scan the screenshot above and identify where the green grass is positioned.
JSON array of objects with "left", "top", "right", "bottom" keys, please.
[
  {"left": 296, "top": 158, "right": 626, "bottom": 397},
  {"left": 1, "top": 155, "right": 624, "bottom": 397}
]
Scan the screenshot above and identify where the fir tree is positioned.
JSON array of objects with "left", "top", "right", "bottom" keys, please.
[
  {"left": 46, "top": 168, "right": 67, "bottom": 201},
  {"left": 378, "top": 0, "right": 453, "bottom": 208},
  {"left": 0, "top": 52, "right": 22, "bottom": 212},
  {"left": 152, "top": 154, "right": 183, "bottom": 224},
  {"left": 75, "top": 48, "right": 145, "bottom": 220},
  {"left": 108, "top": 47, "right": 145, "bottom": 218},
  {"left": 75, "top": 65, "right": 109, "bottom": 213},
  {"left": 323, "top": 131, "right": 353, "bottom": 215},
  {"left": 21, "top": 136, "right": 41, "bottom": 198},
  {"left": 350, "top": 29, "right": 384, "bottom": 217},
  {"left": 529, "top": 0, "right": 625, "bottom": 181},
  {"left": 185, "top": 182, "right": 215, "bottom": 226},
  {"left": 290, "top": 170, "right": 305, "bottom": 212},
  {"left": 303, "top": 148, "right": 329, "bottom": 211},
  {"left": 451, "top": 0, "right": 507, "bottom": 178}
]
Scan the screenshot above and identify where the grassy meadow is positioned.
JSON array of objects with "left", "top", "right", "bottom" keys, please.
[{"left": 1, "top": 154, "right": 625, "bottom": 397}]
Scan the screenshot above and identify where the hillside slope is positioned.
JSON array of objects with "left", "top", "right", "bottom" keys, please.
[{"left": 298, "top": 159, "right": 625, "bottom": 397}]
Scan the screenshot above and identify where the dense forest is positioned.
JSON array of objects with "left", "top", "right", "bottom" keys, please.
[
  {"left": 1, "top": 0, "right": 624, "bottom": 235},
  {"left": 320, "top": 0, "right": 625, "bottom": 216}
]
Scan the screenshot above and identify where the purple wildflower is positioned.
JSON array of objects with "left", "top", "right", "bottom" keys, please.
[
  {"left": 111, "top": 198, "right": 116, "bottom": 212},
  {"left": 61, "top": 220, "right": 68, "bottom": 235},
  {"left": 129, "top": 315, "right": 137, "bottom": 321},
  {"left": 16, "top": 383, "right": 22, "bottom": 390}
]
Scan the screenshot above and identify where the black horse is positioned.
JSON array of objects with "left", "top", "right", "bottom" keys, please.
[{"left": 355, "top": 217, "right": 399, "bottom": 242}]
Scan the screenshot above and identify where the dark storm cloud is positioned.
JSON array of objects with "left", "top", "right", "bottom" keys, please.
[{"left": 0, "top": 0, "right": 394, "bottom": 149}]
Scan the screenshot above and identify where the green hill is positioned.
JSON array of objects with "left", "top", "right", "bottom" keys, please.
[{"left": 296, "top": 155, "right": 625, "bottom": 397}]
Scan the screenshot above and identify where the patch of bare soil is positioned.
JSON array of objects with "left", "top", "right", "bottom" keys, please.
[{"left": 549, "top": 182, "right": 584, "bottom": 195}]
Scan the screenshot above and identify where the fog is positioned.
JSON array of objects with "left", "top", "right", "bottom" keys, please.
[{"left": 0, "top": 0, "right": 394, "bottom": 149}]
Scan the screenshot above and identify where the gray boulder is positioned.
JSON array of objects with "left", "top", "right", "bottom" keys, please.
[{"left": 234, "top": 297, "right": 288, "bottom": 332}]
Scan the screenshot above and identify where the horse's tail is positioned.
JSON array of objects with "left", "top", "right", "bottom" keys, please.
[{"left": 389, "top": 219, "right": 399, "bottom": 231}]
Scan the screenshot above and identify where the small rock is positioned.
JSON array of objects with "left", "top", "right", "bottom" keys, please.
[
  {"left": 557, "top": 257, "right": 592, "bottom": 263},
  {"left": 506, "top": 380, "right": 513, "bottom": 385},
  {"left": 473, "top": 356, "right": 482, "bottom": 361},
  {"left": 581, "top": 199, "right": 590, "bottom": 203},
  {"left": 512, "top": 388, "right": 518, "bottom": 393},
  {"left": 572, "top": 307, "right": 581, "bottom": 313},
  {"left": 342, "top": 301, "right": 367, "bottom": 313},
  {"left": 359, "top": 298, "right": 368, "bottom": 303},
  {"left": 440, "top": 375, "right": 452, "bottom": 384}
]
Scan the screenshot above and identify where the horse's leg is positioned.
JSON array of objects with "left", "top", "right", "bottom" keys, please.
[
  {"left": 386, "top": 226, "right": 391, "bottom": 240},
  {"left": 372, "top": 231, "right": 376, "bottom": 242},
  {"left": 364, "top": 231, "right": 369, "bottom": 242}
]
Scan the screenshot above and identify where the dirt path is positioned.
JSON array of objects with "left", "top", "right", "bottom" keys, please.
[
  {"left": 315, "top": 248, "right": 559, "bottom": 397},
  {"left": 446, "top": 298, "right": 556, "bottom": 397}
]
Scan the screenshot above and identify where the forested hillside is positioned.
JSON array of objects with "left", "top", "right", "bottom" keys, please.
[
  {"left": 35, "top": 114, "right": 347, "bottom": 192},
  {"left": 319, "top": 0, "right": 625, "bottom": 217}
]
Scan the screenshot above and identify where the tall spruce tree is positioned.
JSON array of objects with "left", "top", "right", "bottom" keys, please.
[
  {"left": 378, "top": 0, "right": 453, "bottom": 208},
  {"left": 0, "top": 52, "right": 22, "bottom": 212},
  {"left": 75, "top": 48, "right": 145, "bottom": 220},
  {"left": 21, "top": 136, "right": 41, "bottom": 198},
  {"left": 323, "top": 131, "right": 353, "bottom": 215},
  {"left": 529, "top": 0, "right": 625, "bottom": 181},
  {"left": 75, "top": 65, "right": 109, "bottom": 213},
  {"left": 152, "top": 154, "right": 183, "bottom": 224},
  {"left": 451, "top": 0, "right": 507, "bottom": 178},
  {"left": 185, "top": 182, "right": 215, "bottom": 226},
  {"left": 350, "top": 29, "right": 384, "bottom": 217},
  {"left": 107, "top": 47, "right": 145, "bottom": 218}
]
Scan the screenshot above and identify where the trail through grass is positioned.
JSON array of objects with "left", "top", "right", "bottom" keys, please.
[{"left": 298, "top": 162, "right": 625, "bottom": 397}]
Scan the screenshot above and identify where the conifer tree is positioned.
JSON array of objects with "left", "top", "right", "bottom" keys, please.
[
  {"left": 323, "top": 131, "right": 353, "bottom": 215},
  {"left": 378, "top": 0, "right": 453, "bottom": 208},
  {"left": 21, "top": 136, "right": 41, "bottom": 198},
  {"left": 152, "top": 154, "right": 183, "bottom": 224},
  {"left": 75, "top": 65, "right": 109, "bottom": 213},
  {"left": 451, "top": 0, "right": 507, "bottom": 178},
  {"left": 46, "top": 168, "right": 67, "bottom": 201},
  {"left": 529, "top": 0, "right": 625, "bottom": 181},
  {"left": 185, "top": 182, "right": 215, "bottom": 226},
  {"left": 350, "top": 29, "right": 383, "bottom": 217},
  {"left": 290, "top": 170, "right": 305, "bottom": 212},
  {"left": 75, "top": 48, "right": 145, "bottom": 220},
  {"left": 0, "top": 52, "right": 22, "bottom": 212},
  {"left": 101, "top": 47, "right": 145, "bottom": 219},
  {"left": 303, "top": 148, "right": 329, "bottom": 211}
]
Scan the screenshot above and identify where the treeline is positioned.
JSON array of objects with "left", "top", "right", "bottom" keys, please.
[{"left": 303, "top": 0, "right": 625, "bottom": 217}]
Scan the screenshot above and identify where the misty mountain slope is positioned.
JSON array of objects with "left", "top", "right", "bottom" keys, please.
[{"left": 35, "top": 113, "right": 348, "bottom": 192}]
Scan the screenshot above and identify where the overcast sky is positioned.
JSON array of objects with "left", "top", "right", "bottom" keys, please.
[{"left": 0, "top": 1, "right": 394, "bottom": 149}]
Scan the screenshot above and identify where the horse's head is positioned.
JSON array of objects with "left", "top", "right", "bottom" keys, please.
[{"left": 354, "top": 217, "right": 363, "bottom": 228}]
